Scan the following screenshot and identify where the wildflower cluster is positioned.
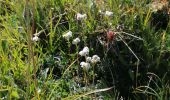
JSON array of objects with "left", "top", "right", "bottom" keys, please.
[
  {"left": 62, "top": 31, "right": 81, "bottom": 45},
  {"left": 79, "top": 46, "right": 89, "bottom": 56},
  {"left": 80, "top": 62, "right": 91, "bottom": 70},
  {"left": 91, "top": 55, "right": 100, "bottom": 64},
  {"left": 79, "top": 46, "right": 100, "bottom": 70}
]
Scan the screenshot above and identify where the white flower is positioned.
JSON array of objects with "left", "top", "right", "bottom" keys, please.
[
  {"left": 63, "top": 31, "right": 72, "bottom": 40},
  {"left": 80, "top": 62, "right": 90, "bottom": 70},
  {"left": 91, "top": 55, "right": 100, "bottom": 64},
  {"left": 76, "top": 13, "right": 87, "bottom": 20},
  {"left": 79, "top": 51, "right": 85, "bottom": 56},
  {"left": 83, "top": 46, "right": 89, "bottom": 53},
  {"left": 72, "top": 37, "right": 80, "bottom": 45},
  {"left": 32, "top": 35, "right": 39, "bottom": 42},
  {"left": 79, "top": 46, "right": 89, "bottom": 56},
  {"left": 105, "top": 11, "right": 113, "bottom": 17},
  {"left": 86, "top": 57, "right": 92, "bottom": 62}
]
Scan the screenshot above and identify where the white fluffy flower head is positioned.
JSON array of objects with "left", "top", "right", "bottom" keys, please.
[
  {"left": 79, "top": 46, "right": 89, "bottom": 56},
  {"left": 32, "top": 35, "right": 39, "bottom": 42},
  {"left": 79, "top": 51, "right": 85, "bottom": 56},
  {"left": 86, "top": 57, "right": 92, "bottom": 62},
  {"left": 105, "top": 11, "right": 113, "bottom": 17},
  {"left": 76, "top": 13, "right": 87, "bottom": 20},
  {"left": 80, "top": 62, "right": 90, "bottom": 70},
  {"left": 91, "top": 55, "right": 100, "bottom": 64},
  {"left": 63, "top": 31, "right": 72, "bottom": 40},
  {"left": 72, "top": 37, "right": 80, "bottom": 45},
  {"left": 83, "top": 47, "right": 89, "bottom": 53}
]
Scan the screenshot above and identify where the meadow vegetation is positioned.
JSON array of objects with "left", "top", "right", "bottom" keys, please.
[{"left": 0, "top": 0, "right": 170, "bottom": 99}]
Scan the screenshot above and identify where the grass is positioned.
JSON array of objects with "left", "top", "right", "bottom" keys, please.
[{"left": 0, "top": 0, "right": 170, "bottom": 99}]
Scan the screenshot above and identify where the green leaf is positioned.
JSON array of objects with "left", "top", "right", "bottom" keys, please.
[{"left": 11, "top": 90, "right": 19, "bottom": 98}]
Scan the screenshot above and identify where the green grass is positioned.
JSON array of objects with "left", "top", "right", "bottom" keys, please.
[{"left": 0, "top": 0, "right": 170, "bottom": 99}]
